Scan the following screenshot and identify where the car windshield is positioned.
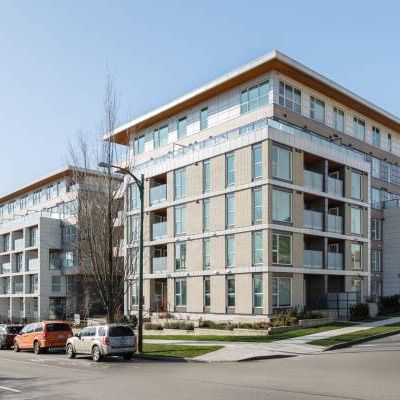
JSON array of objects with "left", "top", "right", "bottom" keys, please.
[
  {"left": 7, "top": 326, "right": 22, "bottom": 334},
  {"left": 109, "top": 326, "right": 133, "bottom": 337},
  {"left": 46, "top": 323, "right": 71, "bottom": 332}
]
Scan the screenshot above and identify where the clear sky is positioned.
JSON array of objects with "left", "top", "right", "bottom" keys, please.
[{"left": 1, "top": 0, "right": 400, "bottom": 195}]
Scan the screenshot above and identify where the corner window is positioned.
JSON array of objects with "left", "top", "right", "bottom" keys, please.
[
  {"left": 252, "top": 187, "right": 263, "bottom": 224},
  {"left": 351, "top": 171, "right": 362, "bottom": 200},
  {"left": 253, "top": 274, "right": 263, "bottom": 309},
  {"left": 278, "top": 81, "right": 301, "bottom": 113},
  {"left": 351, "top": 207, "right": 362, "bottom": 235},
  {"left": 371, "top": 219, "right": 382, "bottom": 241},
  {"left": 272, "top": 190, "right": 292, "bottom": 223},
  {"left": 371, "top": 249, "right": 381, "bottom": 271},
  {"left": 240, "top": 80, "right": 269, "bottom": 114},
  {"left": 252, "top": 144, "right": 263, "bottom": 180},
  {"left": 272, "top": 145, "right": 292, "bottom": 181},
  {"left": 272, "top": 233, "right": 291, "bottom": 265},
  {"left": 252, "top": 231, "right": 263, "bottom": 265}
]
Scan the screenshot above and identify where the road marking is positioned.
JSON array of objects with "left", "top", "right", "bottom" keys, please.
[{"left": 0, "top": 385, "right": 21, "bottom": 393}]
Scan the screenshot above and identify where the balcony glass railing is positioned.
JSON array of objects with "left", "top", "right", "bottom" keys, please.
[
  {"left": 152, "top": 257, "right": 167, "bottom": 273},
  {"left": 150, "top": 184, "right": 167, "bottom": 205},
  {"left": 0, "top": 263, "right": 11, "bottom": 274},
  {"left": 13, "top": 238, "right": 24, "bottom": 251},
  {"left": 327, "top": 252, "right": 344, "bottom": 270},
  {"left": 304, "top": 250, "right": 323, "bottom": 269},
  {"left": 152, "top": 222, "right": 167, "bottom": 240},
  {"left": 27, "top": 258, "right": 39, "bottom": 272},
  {"left": 304, "top": 210, "right": 323, "bottom": 230},
  {"left": 13, "top": 282, "right": 24, "bottom": 294},
  {"left": 327, "top": 214, "right": 343, "bottom": 234},
  {"left": 327, "top": 177, "right": 343, "bottom": 197},
  {"left": 304, "top": 170, "right": 323, "bottom": 191}
]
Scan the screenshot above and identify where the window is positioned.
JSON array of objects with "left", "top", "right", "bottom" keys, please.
[
  {"left": 310, "top": 96, "right": 325, "bottom": 123},
  {"left": 272, "top": 277, "right": 292, "bottom": 307},
  {"left": 128, "top": 183, "right": 140, "bottom": 210},
  {"left": 279, "top": 81, "right": 301, "bottom": 113},
  {"left": 388, "top": 134, "right": 392, "bottom": 152},
  {"left": 177, "top": 117, "right": 187, "bottom": 139},
  {"left": 351, "top": 171, "right": 362, "bottom": 200},
  {"left": 204, "top": 278, "right": 211, "bottom": 308},
  {"left": 371, "top": 249, "right": 381, "bottom": 272},
  {"left": 132, "top": 134, "right": 145, "bottom": 155},
  {"left": 372, "top": 127, "right": 380, "bottom": 147},
  {"left": 252, "top": 144, "right": 263, "bottom": 179},
  {"left": 3, "top": 234, "right": 10, "bottom": 252},
  {"left": 371, "top": 157, "right": 380, "bottom": 178},
  {"left": 131, "top": 281, "right": 139, "bottom": 306},
  {"left": 33, "top": 190, "right": 41, "bottom": 205},
  {"left": 200, "top": 107, "right": 208, "bottom": 130},
  {"left": 333, "top": 107, "right": 344, "bottom": 132},
  {"left": 371, "top": 188, "right": 381, "bottom": 209},
  {"left": 253, "top": 274, "right": 263, "bottom": 309},
  {"left": 175, "top": 279, "right": 187, "bottom": 307},
  {"left": 203, "top": 160, "right": 211, "bottom": 192},
  {"left": 240, "top": 80, "right": 269, "bottom": 114},
  {"left": 226, "top": 194, "right": 235, "bottom": 227},
  {"left": 67, "top": 276, "right": 76, "bottom": 293},
  {"left": 351, "top": 207, "right": 362, "bottom": 235},
  {"left": 226, "top": 235, "right": 235, "bottom": 268},
  {"left": 272, "top": 190, "right": 292, "bottom": 222},
  {"left": 16, "top": 253, "right": 23, "bottom": 272},
  {"left": 252, "top": 188, "right": 262, "bottom": 224},
  {"left": 153, "top": 125, "right": 168, "bottom": 148},
  {"left": 252, "top": 231, "right": 263, "bottom": 265},
  {"left": 371, "top": 219, "right": 382, "bottom": 241},
  {"left": 51, "top": 276, "right": 61, "bottom": 292},
  {"left": 174, "top": 206, "right": 186, "bottom": 235},
  {"left": 128, "top": 215, "right": 140, "bottom": 243},
  {"left": 353, "top": 117, "right": 365, "bottom": 141},
  {"left": 272, "top": 145, "right": 292, "bottom": 181},
  {"left": 272, "top": 233, "right": 291, "bottom": 265},
  {"left": 19, "top": 196, "right": 27, "bottom": 210},
  {"left": 203, "top": 199, "right": 211, "bottom": 231},
  {"left": 174, "top": 168, "right": 186, "bottom": 199},
  {"left": 29, "top": 227, "right": 37, "bottom": 247},
  {"left": 226, "top": 153, "right": 235, "bottom": 186},
  {"left": 203, "top": 238, "right": 211, "bottom": 269},
  {"left": 227, "top": 277, "right": 235, "bottom": 308},
  {"left": 175, "top": 242, "right": 186, "bottom": 271},
  {"left": 350, "top": 243, "right": 362, "bottom": 270}
]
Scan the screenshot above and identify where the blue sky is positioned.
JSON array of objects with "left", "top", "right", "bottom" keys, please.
[{"left": 1, "top": 0, "right": 400, "bottom": 195}]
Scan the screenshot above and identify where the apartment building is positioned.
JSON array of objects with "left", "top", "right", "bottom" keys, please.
[{"left": 107, "top": 50, "right": 400, "bottom": 320}]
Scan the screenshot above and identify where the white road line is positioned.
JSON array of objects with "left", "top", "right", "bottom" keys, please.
[{"left": 0, "top": 385, "right": 21, "bottom": 393}]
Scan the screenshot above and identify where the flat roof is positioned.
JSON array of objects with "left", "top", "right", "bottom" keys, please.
[{"left": 106, "top": 50, "right": 400, "bottom": 145}]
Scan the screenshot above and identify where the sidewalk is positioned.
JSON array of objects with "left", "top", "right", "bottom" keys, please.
[{"left": 144, "top": 317, "right": 400, "bottom": 362}]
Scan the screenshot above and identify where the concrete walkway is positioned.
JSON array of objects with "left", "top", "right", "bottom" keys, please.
[{"left": 145, "top": 317, "right": 400, "bottom": 362}]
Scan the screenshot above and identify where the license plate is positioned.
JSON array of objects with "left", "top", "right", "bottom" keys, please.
[{"left": 58, "top": 335, "right": 65, "bottom": 339}]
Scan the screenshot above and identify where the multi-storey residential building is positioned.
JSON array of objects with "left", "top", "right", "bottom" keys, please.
[{"left": 107, "top": 50, "right": 400, "bottom": 320}]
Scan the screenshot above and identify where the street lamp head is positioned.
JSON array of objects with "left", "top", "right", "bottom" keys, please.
[{"left": 98, "top": 161, "right": 111, "bottom": 168}]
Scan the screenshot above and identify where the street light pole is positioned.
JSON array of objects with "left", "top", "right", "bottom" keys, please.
[{"left": 99, "top": 162, "right": 145, "bottom": 354}]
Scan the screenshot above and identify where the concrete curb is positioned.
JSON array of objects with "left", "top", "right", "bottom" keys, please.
[
  {"left": 239, "top": 354, "right": 297, "bottom": 362},
  {"left": 323, "top": 328, "right": 400, "bottom": 351},
  {"left": 135, "top": 354, "right": 206, "bottom": 363}
]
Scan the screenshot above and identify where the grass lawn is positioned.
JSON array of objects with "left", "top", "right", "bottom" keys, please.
[
  {"left": 309, "top": 323, "right": 400, "bottom": 347},
  {"left": 142, "top": 344, "right": 223, "bottom": 358},
  {"left": 144, "top": 323, "right": 353, "bottom": 343}
]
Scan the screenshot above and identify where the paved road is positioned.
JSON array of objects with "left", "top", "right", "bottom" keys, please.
[{"left": 0, "top": 334, "right": 399, "bottom": 400}]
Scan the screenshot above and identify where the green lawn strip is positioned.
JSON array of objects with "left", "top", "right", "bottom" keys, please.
[
  {"left": 142, "top": 344, "right": 223, "bottom": 358},
  {"left": 309, "top": 323, "right": 400, "bottom": 347},
  {"left": 144, "top": 323, "right": 353, "bottom": 343}
]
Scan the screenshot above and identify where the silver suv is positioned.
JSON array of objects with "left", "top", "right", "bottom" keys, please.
[{"left": 66, "top": 324, "right": 136, "bottom": 362}]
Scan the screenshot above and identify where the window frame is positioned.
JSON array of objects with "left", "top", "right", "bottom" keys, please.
[{"left": 272, "top": 233, "right": 292, "bottom": 265}]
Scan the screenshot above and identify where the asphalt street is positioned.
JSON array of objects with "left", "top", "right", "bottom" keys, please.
[{"left": 0, "top": 334, "right": 399, "bottom": 400}]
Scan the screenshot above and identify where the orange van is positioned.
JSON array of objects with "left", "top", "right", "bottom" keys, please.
[{"left": 14, "top": 321, "right": 73, "bottom": 354}]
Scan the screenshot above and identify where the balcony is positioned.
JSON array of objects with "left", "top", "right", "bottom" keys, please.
[
  {"left": 304, "top": 210, "right": 323, "bottom": 230},
  {"left": 13, "top": 282, "right": 24, "bottom": 294},
  {"left": 327, "top": 177, "right": 343, "bottom": 197},
  {"left": 13, "top": 238, "right": 24, "bottom": 251},
  {"left": 26, "top": 258, "right": 39, "bottom": 272},
  {"left": 304, "top": 250, "right": 323, "bottom": 269},
  {"left": 150, "top": 184, "right": 167, "bottom": 205},
  {"left": 152, "top": 222, "right": 167, "bottom": 240},
  {"left": 0, "top": 263, "right": 11, "bottom": 274},
  {"left": 152, "top": 257, "right": 167, "bottom": 273},
  {"left": 327, "top": 252, "right": 344, "bottom": 270},
  {"left": 327, "top": 214, "right": 343, "bottom": 234},
  {"left": 304, "top": 170, "right": 323, "bottom": 191}
]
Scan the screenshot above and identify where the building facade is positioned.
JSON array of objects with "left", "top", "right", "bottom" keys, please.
[{"left": 110, "top": 51, "right": 400, "bottom": 319}]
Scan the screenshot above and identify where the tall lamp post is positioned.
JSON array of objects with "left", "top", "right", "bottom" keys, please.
[{"left": 99, "top": 161, "right": 144, "bottom": 354}]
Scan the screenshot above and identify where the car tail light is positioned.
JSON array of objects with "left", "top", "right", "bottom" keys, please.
[{"left": 102, "top": 337, "right": 110, "bottom": 345}]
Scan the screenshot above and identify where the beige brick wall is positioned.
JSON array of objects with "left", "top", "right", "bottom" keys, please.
[
  {"left": 235, "top": 147, "right": 251, "bottom": 185},
  {"left": 235, "top": 232, "right": 252, "bottom": 268},
  {"left": 187, "top": 276, "right": 203, "bottom": 313},
  {"left": 235, "top": 273, "right": 252, "bottom": 314},
  {"left": 210, "top": 275, "right": 226, "bottom": 313}
]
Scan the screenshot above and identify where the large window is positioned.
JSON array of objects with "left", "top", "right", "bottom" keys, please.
[
  {"left": 351, "top": 171, "right": 362, "bottom": 200},
  {"left": 226, "top": 277, "right": 235, "bottom": 308},
  {"left": 252, "top": 187, "right": 263, "bottom": 224},
  {"left": 371, "top": 157, "right": 380, "bottom": 178},
  {"left": 51, "top": 276, "right": 61, "bottom": 292},
  {"left": 310, "top": 96, "right": 325, "bottom": 123},
  {"left": 153, "top": 125, "right": 169, "bottom": 148},
  {"left": 174, "top": 168, "right": 186, "bottom": 199},
  {"left": 132, "top": 134, "right": 145, "bottom": 155},
  {"left": 200, "top": 107, "right": 208, "bottom": 130},
  {"left": 351, "top": 207, "right": 362, "bottom": 235},
  {"left": 203, "top": 199, "right": 211, "bottom": 231},
  {"left": 371, "top": 188, "right": 381, "bottom": 209},
  {"left": 253, "top": 274, "right": 263, "bottom": 309},
  {"left": 226, "top": 194, "right": 235, "bottom": 227},
  {"left": 128, "top": 215, "right": 140, "bottom": 243},
  {"left": 252, "top": 144, "right": 263, "bottom": 180},
  {"left": 131, "top": 281, "right": 139, "bottom": 306},
  {"left": 29, "top": 227, "right": 38, "bottom": 247},
  {"left": 333, "top": 107, "right": 344, "bottom": 132},
  {"left": 252, "top": 231, "right": 263, "bottom": 265},
  {"left": 272, "top": 277, "right": 292, "bottom": 307},
  {"left": 128, "top": 183, "right": 140, "bottom": 210},
  {"left": 371, "top": 219, "right": 382, "bottom": 241},
  {"left": 272, "top": 145, "right": 292, "bottom": 181},
  {"left": 204, "top": 278, "right": 211, "bottom": 307},
  {"left": 203, "top": 159, "right": 211, "bottom": 192},
  {"left": 371, "top": 249, "right": 381, "bottom": 272},
  {"left": 175, "top": 279, "right": 187, "bottom": 307},
  {"left": 177, "top": 117, "right": 187, "bottom": 139},
  {"left": 174, "top": 205, "right": 186, "bottom": 235},
  {"left": 175, "top": 242, "right": 186, "bottom": 271},
  {"left": 226, "top": 153, "right": 235, "bottom": 186},
  {"left": 353, "top": 117, "right": 365, "bottom": 141},
  {"left": 240, "top": 80, "right": 269, "bottom": 114},
  {"left": 272, "top": 190, "right": 292, "bottom": 222},
  {"left": 203, "top": 238, "right": 211, "bottom": 269},
  {"left": 372, "top": 126, "right": 381, "bottom": 147},
  {"left": 278, "top": 81, "right": 301, "bottom": 113},
  {"left": 272, "top": 233, "right": 291, "bottom": 265},
  {"left": 350, "top": 243, "right": 362, "bottom": 270},
  {"left": 226, "top": 235, "right": 235, "bottom": 268}
]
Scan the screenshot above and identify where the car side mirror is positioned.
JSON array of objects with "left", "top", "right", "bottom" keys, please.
[{"left": 75, "top": 333, "right": 80, "bottom": 339}]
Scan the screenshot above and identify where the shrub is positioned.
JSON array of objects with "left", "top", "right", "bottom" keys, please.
[
  {"left": 164, "top": 321, "right": 195, "bottom": 330},
  {"left": 350, "top": 303, "right": 370, "bottom": 321},
  {"left": 379, "top": 295, "right": 400, "bottom": 315},
  {"left": 271, "top": 308, "right": 299, "bottom": 327},
  {"left": 144, "top": 323, "right": 164, "bottom": 331},
  {"left": 298, "top": 307, "right": 324, "bottom": 320}
]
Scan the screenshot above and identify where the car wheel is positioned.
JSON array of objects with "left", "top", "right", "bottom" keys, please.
[
  {"left": 13, "top": 341, "right": 20, "bottom": 352},
  {"left": 33, "top": 341, "right": 42, "bottom": 355},
  {"left": 92, "top": 346, "right": 102, "bottom": 362},
  {"left": 66, "top": 344, "right": 76, "bottom": 359},
  {"left": 122, "top": 353, "right": 133, "bottom": 361}
]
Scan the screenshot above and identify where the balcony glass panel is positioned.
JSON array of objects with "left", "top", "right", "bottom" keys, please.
[
  {"left": 304, "top": 170, "right": 323, "bottom": 191},
  {"left": 327, "top": 214, "right": 343, "bottom": 234},
  {"left": 327, "top": 177, "right": 343, "bottom": 196},
  {"left": 14, "top": 238, "right": 24, "bottom": 251},
  {"left": 1, "top": 263, "right": 11, "bottom": 274},
  {"left": 304, "top": 250, "right": 323, "bottom": 269},
  {"left": 150, "top": 184, "right": 167, "bottom": 205},
  {"left": 304, "top": 210, "right": 323, "bottom": 230},
  {"left": 152, "top": 257, "right": 167, "bottom": 273},
  {"left": 327, "top": 252, "right": 343, "bottom": 270},
  {"left": 13, "top": 282, "right": 24, "bottom": 294},
  {"left": 27, "top": 258, "right": 39, "bottom": 272},
  {"left": 152, "top": 222, "right": 167, "bottom": 240}
]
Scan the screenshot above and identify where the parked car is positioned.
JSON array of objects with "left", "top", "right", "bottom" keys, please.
[
  {"left": 66, "top": 324, "right": 136, "bottom": 362},
  {"left": 14, "top": 321, "right": 73, "bottom": 354},
  {"left": 0, "top": 324, "right": 23, "bottom": 349}
]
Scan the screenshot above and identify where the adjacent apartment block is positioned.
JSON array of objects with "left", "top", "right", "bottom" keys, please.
[{"left": 108, "top": 51, "right": 400, "bottom": 319}]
